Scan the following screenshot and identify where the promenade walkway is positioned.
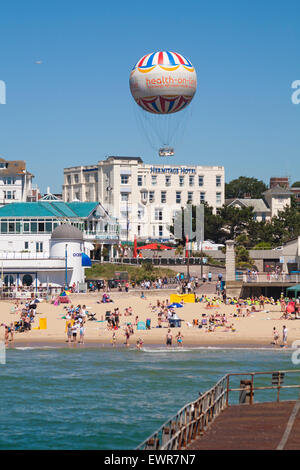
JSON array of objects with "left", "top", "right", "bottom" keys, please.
[{"left": 187, "top": 401, "right": 300, "bottom": 450}]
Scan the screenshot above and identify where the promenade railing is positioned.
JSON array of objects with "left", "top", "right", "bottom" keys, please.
[
  {"left": 240, "top": 273, "right": 300, "bottom": 284},
  {"left": 136, "top": 369, "right": 300, "bottom": 450}
]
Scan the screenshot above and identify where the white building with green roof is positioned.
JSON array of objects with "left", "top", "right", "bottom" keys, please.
[{"left": 0, "top": 200, "right": 119, "bottom": 288}]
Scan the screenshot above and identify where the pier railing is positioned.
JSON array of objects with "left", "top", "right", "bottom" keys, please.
[
  {"left": 137, "top": 375, "right": 228, "bottom": 450},
  {"left": 136, "top": 369, "right": 300, "bottom": 450}
]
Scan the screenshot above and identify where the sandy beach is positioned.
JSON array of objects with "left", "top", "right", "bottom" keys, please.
[{"left": 1, "top": 290, "right": 300, "bottom": 349}]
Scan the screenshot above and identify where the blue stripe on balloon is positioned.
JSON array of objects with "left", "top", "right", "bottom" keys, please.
[
  {"left": 166, "top": 51, "right": 176, "bottom": 65},
  {"left": 151, "top": 101, "right": 160, "bottom": 113},
  {"left": 168, "top": 100, "right": 175, "bottom": 112},
  {"left": 146, "top": 52, "right": 156, "bottom": 67},
  {"left": 184, "top": 57, "right": 192, "bottom": 67}
]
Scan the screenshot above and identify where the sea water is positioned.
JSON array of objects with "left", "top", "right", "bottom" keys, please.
[{"left": 0, "top": 346, "right": 298, "bottom": 450}]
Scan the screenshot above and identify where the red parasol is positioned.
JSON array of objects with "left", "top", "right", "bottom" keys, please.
[{"left": 138, "top": 243, "right": 173, "bottom": 250}]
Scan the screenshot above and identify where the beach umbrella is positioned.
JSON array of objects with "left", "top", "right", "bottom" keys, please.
[
  {"left": 168, "top": 303, "right": 184, "bottom": 308},
  {"left": 138, "top": 243, "right": 172, "bottom": 250}
]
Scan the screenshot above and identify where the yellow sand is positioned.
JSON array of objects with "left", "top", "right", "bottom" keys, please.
[{"left": 1, "top": 291, "right": 299, "bottom": 348}]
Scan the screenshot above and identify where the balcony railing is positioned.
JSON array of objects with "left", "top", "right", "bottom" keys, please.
[
  {"left": 84, "top": 231, "right": 119, "bottom": 241},
  {"left": 0, "top": 252, "right": 50, "bottom": 259},
  {"left": 239, "top": 272, "right": 300, "bottom": 284}
]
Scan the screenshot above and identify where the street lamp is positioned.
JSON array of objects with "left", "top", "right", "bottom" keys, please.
[{"left": 65, "top": 244, "right": 68, "bottom": 290}]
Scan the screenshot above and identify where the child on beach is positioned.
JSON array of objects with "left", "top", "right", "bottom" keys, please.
[{"left": 176, "top": 332, "right": 183, "bottom": 347}]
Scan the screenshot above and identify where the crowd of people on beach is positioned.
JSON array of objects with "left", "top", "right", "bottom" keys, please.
[
  {"left": 1, "top": 297, "right": 39, "bottom": 346},
  {"left": 2, "top": 272, "right": 300, "bottom": 350},
  {"left": 64, "top": 304, "right": 89, "bottom": 344}
]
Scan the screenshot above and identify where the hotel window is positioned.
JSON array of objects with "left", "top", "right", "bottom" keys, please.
[
  {"left": 67, "top": 175, "right": 71, "bottom": 184},
  {"left": 179, "top": 176, "right": 185, "bottom": 187},
  {"left": 38, "top": 222, "right": 45, "bottom": 232},
  {"left": 155, "top": 209, "right": 163, "bottom": 221},
  {"left": 4, "top": 191, "right": 15, "bottom": 200},
  {"left": 85, "top": 174, "right": 90, "bottom": 183},
  {"left": 23, "top": 220, "right": 30, "bottom": 232},
  {"left": 149, "top": 191, "right": 155, "bottom": 203},
  {"left": 216, "top": 176, "right": 222, "bottom": 187},
  {"left": 137, "top": 210, "right": 143, "bottom": 220},
  {"left": 141, "top": 191, "right": 147, "bottom": 202},
  {"left": 176, "top": 191, "right": 181, "bottom": 204},
  {"left": 137, "top": 175, "right": 143, "bottom": 186},
  {"left": 4, "top": 177, "right": 14, "bottom": 185},
  {"left": 36, "top": 242, "right": 43, "bottom": 253},
  {"left": 165, "top": 175, "right": 171, "bottom": 186},
  {"left": 161, "top": 191, "right": 167, "bottom": 203},
  {"left": 216, "top": 192, "right": 222, "bottom": 205},
  {"left": 137, "top": 225, "right": 141, "bottom": 236},
  {"left": 74, "top": 174, "right": 79, "bottom": 183},
  {"left": 121, "top": 192, "right": 129, "bottom": 202},
  {"left": 198, "top": 175, "right": 204, "bottom": 187},
  {"left": 24, "top": 242, "right": 29, "bottom": 250},
  {"left": 121, "top": 175, "right": 129, "bottom": 185},
  {"left": 1, "top": 222, "right": 7, "bottom": 233},
  {"left": 189, "top": 175, "right": 195, "bottom": 186},
  {"left": 159, "top": 225, "right": 163, "bottom": 237},
  {"left": 200, "top": 192, "right": 206, "bottom": 203},
  {"left": 187, "top": 192, "right": 193, "bottom": 203},
  {"left": 151, "top": 175, "right": 157, "bottom": 186}
]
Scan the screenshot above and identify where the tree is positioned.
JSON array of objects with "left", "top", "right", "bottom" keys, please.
[
  {"left": 217, "top": 205, "right": 255, "bottom": 240},
  {"left": 225, "top": 177, "right": 268, "bottom": 199}
]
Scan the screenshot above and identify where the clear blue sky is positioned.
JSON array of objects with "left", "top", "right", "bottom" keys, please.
[{"left": 0, "top": 0, "right": 300, "bottom": 193}]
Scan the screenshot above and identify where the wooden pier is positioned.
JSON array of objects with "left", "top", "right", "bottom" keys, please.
[{"left": 187, "top": 401, "right": 300, "bottom": 450}]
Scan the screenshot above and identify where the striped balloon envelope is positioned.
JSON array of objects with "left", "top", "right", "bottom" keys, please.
[{"left": 130, "top": 50, "right": 197, "bottom": 114}]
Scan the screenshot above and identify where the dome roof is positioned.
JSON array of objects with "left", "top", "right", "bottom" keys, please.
[{"left": 51, "top": 224, "right": 83, "bottom": 240}]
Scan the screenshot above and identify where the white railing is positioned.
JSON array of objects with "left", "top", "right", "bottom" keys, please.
[
  {"left": 0, "top": 252, "right": 50, "bottom": 259},
  {"left": 84, "top": 231, "right": 119, "bottom": 240},
  {"left": 241, "top": 272, "right": 300, "bottom": 284}
]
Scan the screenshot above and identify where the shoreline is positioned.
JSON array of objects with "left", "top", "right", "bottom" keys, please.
[{"left": 6, "top": 336, "right": 293, "bottom": 350}]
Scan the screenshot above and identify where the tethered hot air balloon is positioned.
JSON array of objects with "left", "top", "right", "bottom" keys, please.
[{"left": 129, "top": 51, "right": 197, "bottom": 157}]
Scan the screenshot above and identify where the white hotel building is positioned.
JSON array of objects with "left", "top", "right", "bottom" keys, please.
[{"left": 63, "top": 156, "right": 225, "bottom": 243}]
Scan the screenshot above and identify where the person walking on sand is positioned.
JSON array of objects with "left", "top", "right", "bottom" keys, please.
[
  {"left": 2, "top": 324, "right": 9, "bottom": 347},
  {"left": 166, "top": 329, "right": 173, "bottom": 348},
  {"left": 124, "top": 327, "right": 130, "bottom": 347},
  {"left": 112, "top": 332, "right": 117, "bottom": 347},
  {"left": 66, "top": 320, "right": 72, "bottom": 343},
  {"left": 79, "top": 324, "right": 85, "bottom": 344},
  {"left": 271, "top": 327, "right": 279, "bottom": 345},
  {"left": 282, "top": 325, "right": 288, "bottom": 348}
]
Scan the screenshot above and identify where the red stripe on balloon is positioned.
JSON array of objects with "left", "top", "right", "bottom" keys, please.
[
  {"left": 172, "top": 52, "right": 185, "bottom": 64},
  {"left": 138, "top": 54, "right": 148, "bottom": 67},
  {"left": 157, "top": 51, "right": 164, "bottom": 64}
]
